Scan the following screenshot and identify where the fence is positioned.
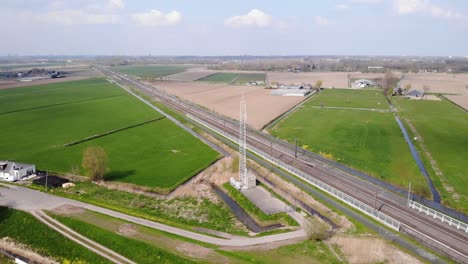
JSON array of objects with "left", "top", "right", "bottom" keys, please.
[
  {"left": 409, "top": 200, "right": 468, "bottom": 233},
  {"left": 188, "top": 115, "right": 401, "bottom": 231}
]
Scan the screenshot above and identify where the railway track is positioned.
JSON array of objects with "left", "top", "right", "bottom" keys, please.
[{"left": 100, "top": 67, "right": 468, "bottom": 263}]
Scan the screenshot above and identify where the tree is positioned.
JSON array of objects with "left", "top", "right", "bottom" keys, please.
[
  {"left": 82, "top": 146, "right": 108, "bottom": 182},
  {"left": 404, "top": 84, "right": 412, "bottom": 92},
  {"left": 315, "top": 80, "right": 323, "bottom": 90},
  {"left": 383, "top": 70, "right": 397, "bottom": 95}
]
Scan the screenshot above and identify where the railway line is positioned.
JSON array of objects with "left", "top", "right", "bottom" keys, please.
[{"left": 99, "top": 67, "right": 468, "bottom": 263}]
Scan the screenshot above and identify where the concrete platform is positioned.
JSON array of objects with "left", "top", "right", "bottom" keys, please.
[{"left": 241, "top": 186, "right": 292, "bottom": 215}]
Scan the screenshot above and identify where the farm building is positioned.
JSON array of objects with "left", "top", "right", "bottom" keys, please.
[
  {"left": 352, "top": 79, "right": 377, "bottom": 88},
  {"left": 405, "top": 90, "right": 425, "bottom": 99},
  {"left": 0, "top": 161, "right": 36, "bottom": 182},
  {"left": 270, "top": 88, "right": 312, "bottom": 97}
]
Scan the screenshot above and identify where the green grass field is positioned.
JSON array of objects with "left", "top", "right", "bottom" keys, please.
[
  {"left": 0, "top": 207, "right": 109, "bottom": 263},
  {"left": 196, "top": 72, "right": 239, "bottom": 83},
  {"left": 392, "top": 97, "right": 468, "bottom": 212},
  {"left": 50, "top": 208, "right": 341, "bottom": 264},
  {"left": 269, "top": 89, "right": 429, "bottom": 195},
  {"left": 304, "top": 89, "right": 389, "bottom": 109},
  {"left": 0, "top": 78, "right": 219, "bottom": 191},
  {"left": 111, "top": 65, "right": 190, "bottom": 78},
  {"left": 233, "top": 73, "right": 266, "bottom": 84},
  {"left": 51, "top": 212, "right": 195, "bottom": 264}
]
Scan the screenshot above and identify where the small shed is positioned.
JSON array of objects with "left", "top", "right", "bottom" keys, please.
[{"left": 33, "top": 176, "right": 69, "bottom": 188}]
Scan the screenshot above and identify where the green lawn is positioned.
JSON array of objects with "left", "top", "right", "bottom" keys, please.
[
  {"left": 392, "top": 97, "right": 468, "bottom": 212},
  {"left": 49, "top": 207, "right": 341, "bottom": 264},
  {"left": 0, "top": 78, "right": 219, "bottom": 191},
  {"left": 47, "top": 181, "right": 243, "bottom": 234},
  {"left": 111, "top": 65, "right": 190, "bottom": 78},
  {"left": 51, "top": 213, "right": 195, "bottom": 264},
  {"left": 234, "top": 73, "right": 266, "bottom": 84},
  {"left": 0, "top": 207, "right": 109, "bottom": 263},
  {"left": 305, "top": 89, "right": 389, "bottom": 109},
  {"left": 197, "top": 72, "right": 239, "bottom": 83},
  {"left": 42, "top": 119, "right": 219, "bottom": 190},
  {"left": 269, "top": 108, "right": 428, "bottom": 195}
]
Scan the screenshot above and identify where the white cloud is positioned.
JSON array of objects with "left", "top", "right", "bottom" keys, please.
[
  {"left": 225, "top": 9, "right": 272, "bottom": 28},
  {"left": 108, "top": 0, "right": 124, "bottom": 10},
  {"left": 315, "top": 16, "right": 332, "bottom": 26},
  {"left": 351, "top": 0, "right": 382, "bottom": 3},
  {"left": 131, "top": 10, "right": 182, "bottom": 27},
  {"left": 336, "top": 4, "right": 350, "bottom": 10},
  {"left": 394, "top": 0, "right": 461, "bottom": 18},
  {"left": 23, "top": 10, "right": 119, "bottom": 25}
]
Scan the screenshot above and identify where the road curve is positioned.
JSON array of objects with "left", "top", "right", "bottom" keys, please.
[{"left": 0, "top": 184, "right": 307, "bottom": 247}]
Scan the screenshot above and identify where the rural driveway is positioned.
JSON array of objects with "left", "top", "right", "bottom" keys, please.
[{"left": 0, "top": 184, "right": 306, "bottom": 247}]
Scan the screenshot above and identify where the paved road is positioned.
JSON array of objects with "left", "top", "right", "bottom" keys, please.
[{"left": 0, "top": 184, "right": 306, "bottom": 247}]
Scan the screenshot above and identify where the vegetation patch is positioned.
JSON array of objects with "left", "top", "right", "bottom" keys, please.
[
  {"left": 111, "top": 65, "right": 190, "bottom": 79},
  {"left": 50, "top": 213, "right": 196, "bottom": 264},
  {"left": 0, "top": 207, "right": 109, "bottom": 263},
  {"left": 0, "top": 78, "right": 219, "bottom": 191},
  {"left": 43, "top": 182, "right": 244, "bottom": 234},
  {"left": 234, "top": 73, "right": 266, "bottom": 84},
  {"left": 304, "top": 89, "right": 389, "bottom": 109},
  {"left": 269, "top": 107, "right": 428, "bottom": 196},
  {"left": 196, "top": 72, "right": 239, "bottom": 83},
  {"left": 392, "top": 97, "right": 468, "bottom": 212},
  {"left": 222, "top": 183, "right": 298, "bottom": 227}
]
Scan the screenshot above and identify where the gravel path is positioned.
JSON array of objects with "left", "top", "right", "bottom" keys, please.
[{"left": 0, "top": 184, "right": 307, "bottom": 247}]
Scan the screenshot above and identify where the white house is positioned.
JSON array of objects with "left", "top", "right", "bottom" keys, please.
[
  {"left": 0, "top": 161, "right": 36, "bottom": 182},
  {"left": 352, "top": 79, "right": 377, "bottom": 89}
]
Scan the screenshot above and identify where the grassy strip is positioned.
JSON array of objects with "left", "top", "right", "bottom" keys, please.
[
  {"left": 222, "top": 183, "right": 298, "bottom": 227},
  {"left": 34, "top": 182, "right": 246, "bottom": 236},
  {"left": 0, "top": 207, "right": 109, "bottom": 264},
  {"left": 50, "top": 213, "right": 195, "bottom": 264},
  {"left": 64, "top": 116, "right": 165, "bottom": 146}
]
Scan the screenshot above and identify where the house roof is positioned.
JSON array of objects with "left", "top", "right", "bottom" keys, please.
[
  {"left": 0, "top": 161, "right": 35, "bottom": 173},
  {"left": 407, "top": 90, "right": 424, "bottom": 97}
]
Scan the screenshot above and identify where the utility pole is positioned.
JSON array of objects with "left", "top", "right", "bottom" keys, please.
[
  {"left": 45, "top": 171, "right": 48, "bottom": 192},
  {"left": 407, "top": 181, "right": 412, "bottom": 207},
  {"left": 294, "top": 138, "right": 298, "bottom": 159}
]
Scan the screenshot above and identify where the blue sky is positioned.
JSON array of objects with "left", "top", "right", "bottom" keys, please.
[{"left": 1, "top": 0, "right": 467, "bottom": 56}]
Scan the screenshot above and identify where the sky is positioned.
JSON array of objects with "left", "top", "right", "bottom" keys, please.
[{"left": 0, "top": 0, "right": 467, "bottom": 56}]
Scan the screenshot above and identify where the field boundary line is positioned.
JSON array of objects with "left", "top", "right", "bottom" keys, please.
[
  {"left": 105, "top": 71, "right": 229, "bottom": 157},
  {"left": 229, "top": 74, "right": 240, "bottom": 84},
  {"left": 63, "top": 117, "right": 166, "bottom": 147},
  {"left": 304, "top": 106, "right": 391, "bottom": 112},
  {"left": 261, "top": 90, "right": 317, "bottom": 131},
  {"left": 0, "top": 94, "right": 125, "bottom": 116},
  {"left": 440, "top": 95, "right": 468, "bottom": 113},
  {"left": 32, "top": 210, "right": 136, "bottom": 264}
]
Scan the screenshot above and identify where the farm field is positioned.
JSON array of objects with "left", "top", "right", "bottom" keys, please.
[
  {"left": 444, "top": 95, "right": 468, "bottom": 110},
  {"left": 401, "top": 73, "right": 468, "bottom": 95},
  {"left": 234, "top": 73, "right": 266, "bottom": 84},
  {"left": 304, "top": 89, "right": 389, "bottom": 110},
  {"left": 196, "top": 72, "right": 239, "bottom": 83},
  {"left": 111, "top": 65, "right": 191, "bottom": 78},
  {"left": 163, "top": 69, "right": 217, "bottom": 81},
  {"left": 0, "top": 78, "right": 219, "bottom": 191},
  {"left": 392, "top": 97, "right": 468, "bottom": 212},
  {"left": 0, "top": 207, "right": 108, "bottom": 263},
  {"left": 152, "top": 81, "right": 304, "bottom": 129},
  {"left": 269, "top": 89, "right": 428, "bottom": 195}
]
